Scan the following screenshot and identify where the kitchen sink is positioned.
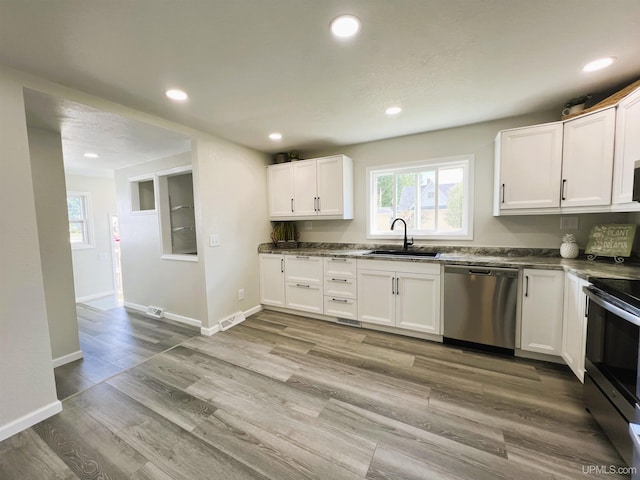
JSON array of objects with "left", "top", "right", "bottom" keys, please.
[{"left": 364, "top": 250, "right": 440, "bottom": 258}]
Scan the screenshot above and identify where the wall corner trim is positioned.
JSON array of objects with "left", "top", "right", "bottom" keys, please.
[
  {"left": 0, "top": 400, "right": 62, "bottom": 442},
  {"left": 52, "top": 350, "right": 83, "bottom": 368}
]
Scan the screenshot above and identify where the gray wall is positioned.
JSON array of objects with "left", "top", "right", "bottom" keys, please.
[
  {"left": 28, "top": 128, "right": 81, "bottom": 361},
  {"left": 65, "top": 174, "right": 117, "bottom": 300},
  {"left": 0, "top": 76, "right": 59, "bottom": 439},
  {"left": 115, "top": 152, "right": 207, "bottom": 323},
  {"left": 302, "top": 111, "right": 628, "bottom": 249}
]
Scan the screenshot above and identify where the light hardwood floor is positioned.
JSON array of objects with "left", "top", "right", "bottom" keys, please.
[{"left": 0, "top": 309, "right": 630, "bottom": 479}]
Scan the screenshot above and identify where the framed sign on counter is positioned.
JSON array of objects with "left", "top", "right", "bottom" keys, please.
[{"left": 585, "top": 224, "right": 637, "bottom": 263}]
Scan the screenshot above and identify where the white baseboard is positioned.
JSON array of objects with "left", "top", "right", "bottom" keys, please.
[
  {"left": 0, "top": 400, "right": 62, "bottom": 442},
  {"left": 124, "top": 301, "right": 202, "bottom": 328},
  {"left": 201, "top": 304, "right": 262, "bottom": 336},
  {"left": 76, "top": 290, "right": 115, "bottom": 303},
  {"left": 52, "top": 350, "right": 83, "bottom": 368},
  {"left": 200, "top": 324, "right": 220, "bottom": 336}
]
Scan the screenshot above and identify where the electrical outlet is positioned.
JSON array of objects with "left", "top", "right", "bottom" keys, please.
[
  {"left": 98, "top": 252, "right": 108, "bottom": 261},
  {"left": 209, "top": 234, "right": 220, "bottom": 247},
  {"left": 238, "top": 288, "right": 245, "bottom": 300},
  {"left": 560, "top": 216, "right": 579, "bottom": 230},
  {"left": 304, "top": 221, "right": 312, "bottom": 230}
]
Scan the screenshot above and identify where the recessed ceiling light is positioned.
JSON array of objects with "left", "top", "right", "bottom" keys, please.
[
  {"left": 385, "top": 106, "right": 403, "bottom": 116},
  {"left": 330, "top": 15, "right": 361, "bottom": 39},
  {"left": 165, "top": 88, "right": 188, "bottom": 101},
  {"left": 582, "top": 57, "right": 615, "bottom": 72},
  {"left": 269, "top": 132, "right": 283, "bottom": 141},
  {"left": 83, "top": 152, "right": 99, "bottom": 158}
]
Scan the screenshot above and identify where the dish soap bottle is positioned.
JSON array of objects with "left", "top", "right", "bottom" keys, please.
[{"left": 560, "top": 234, "right": 579, "bottom": 259}]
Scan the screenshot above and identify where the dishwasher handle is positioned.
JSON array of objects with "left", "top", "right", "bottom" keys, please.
[{"left": 444, "top": 265, "right": 518, "bottom": 278}]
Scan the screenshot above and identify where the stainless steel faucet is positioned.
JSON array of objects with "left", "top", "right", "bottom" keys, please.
[{"left": 391, "top": 218, "right": 413, "bottom": 251}]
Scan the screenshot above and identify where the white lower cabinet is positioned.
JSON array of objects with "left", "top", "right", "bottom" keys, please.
[
  {"left": 357, "top": 259, "right": 441, "bottom": 335},
  {"left": 562, "top": 273, "right": 589, "bottom": 382},
  {"left": 259, "top": 254, "right": 285, "bottom": 307},
  {"left": 285, "top": 255, "right": 323, "bottom": 314},
  {"left": 520, "top": 269, "right": 565, "bottom": 355},
  {"left": 323, "top": 257, "right": 357, "bottom": 320}
]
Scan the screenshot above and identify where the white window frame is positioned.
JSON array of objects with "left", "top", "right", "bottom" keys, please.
[
  {"left": 366, "top": 155, "right": 474, "bottom": 241},
  {"left": 67, "top": 191, "right": 95, "bottom": 249}
]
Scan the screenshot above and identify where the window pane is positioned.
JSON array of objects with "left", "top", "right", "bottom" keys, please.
[
  {"left": 69, "top": 221, "right": 85, "bottom": 243},
  {"left": 438, "top": 167, "right": 464, "bottom": 231},
  {"left": 419, "top": 170, "right": 436, "bottom": 231},
  {"left": 67, "top": 196, "right": 83, "bottom": 220},
  {"left": 396, "top": 173, "right": 416, "bottom": 230},
  {"left": 374, "top": 173, "right": 393, "bottom": 231}
]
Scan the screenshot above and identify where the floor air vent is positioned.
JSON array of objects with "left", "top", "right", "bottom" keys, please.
[
  {"left": 219, "top": 311, "right": 246, "bottom": 331},
  {"left": 145, "top": 305, "right": 164, "bottom": 319},
  {"left": 336, "top": 318, "right": 361, "bottom": 327}
]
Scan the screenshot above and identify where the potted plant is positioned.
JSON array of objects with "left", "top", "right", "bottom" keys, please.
[{"left": 271, "top": 221, "right": 298, "bottom": 248}]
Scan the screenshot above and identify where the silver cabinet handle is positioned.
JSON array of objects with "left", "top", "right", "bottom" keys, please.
[
  {"left": 317, "top": 197, "right": 321, "bottom": 212},
  {"left": 396, "top": 277, "right": 399, "bottom": 295},
  {"left": 331, "top": 278, "right": 348, "bottom": 283},
  {"left": 291, "top": 198, "right": 294, "bottom": 212},
  {"left": 525, "top": 275, "right": 529, "bottom": 297},
  {"left": 501, "top": 183, "right": 505, "bottom": 204},
  {"left": 391, "top": 277, "right": 395, "bottom": 295},
  {"left": 331, "top": 298, "right": 349, "bottom": 303},
  {"left": 561, "top": 179, "right": 567, "bottom": 201},
  {"left": 295, "top": 283, "right": 310, "bottom": 288},
  {"left": 296, "top": 256, "right": 310, "bottom": 259},
  {"left": 331, "top": 257, "right": 347, "bottom": 262},
  {"left": 280, "top": 258, "right": 284, "bottom": 273}
]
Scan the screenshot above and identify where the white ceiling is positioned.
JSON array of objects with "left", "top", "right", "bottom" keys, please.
[{"left": 2, "top": 1, "right": 640, "bottom": 167}]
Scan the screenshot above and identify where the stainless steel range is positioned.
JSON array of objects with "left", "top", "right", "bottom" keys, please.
[{"left": 584, "top": 277, "right": 640, "bottom": 467}]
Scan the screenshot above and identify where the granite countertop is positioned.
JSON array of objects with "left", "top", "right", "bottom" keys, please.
[{"left": 258, "top": 242, "right": 640, "bottom": 281}]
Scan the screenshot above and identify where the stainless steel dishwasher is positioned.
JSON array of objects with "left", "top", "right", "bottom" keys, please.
[{"left": 443, "top": 265, "right": 518, "bottom": 353}]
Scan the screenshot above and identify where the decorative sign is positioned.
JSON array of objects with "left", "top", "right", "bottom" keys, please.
[{"left": 585, "top": 224, "right": 637, "bottom": 263}]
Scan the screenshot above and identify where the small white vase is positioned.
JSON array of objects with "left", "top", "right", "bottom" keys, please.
[{"left": 560, "top": 241, "right": 579, "bottom": 259}]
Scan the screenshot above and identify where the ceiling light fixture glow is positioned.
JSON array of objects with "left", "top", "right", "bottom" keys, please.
[
  {"left": 165, "top": 88, "right": 188, "bottom": 101},
  {"left": 385, "top": 106, "right": 402, "bottom": 116},
  {"left": 582, "top": 57, "right": 615, "bottom": 72},
  {"left": 269, "top": 132, "right": 283, "bottom": 141},
  {"left": 83, "top": 152, "right": 99, "bottom": 158},
  {"left": 330, "top": 15, "right": 361, "bottom": 38}
]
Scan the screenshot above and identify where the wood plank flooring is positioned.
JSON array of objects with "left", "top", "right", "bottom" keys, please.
[
  {"left": 54, "top": 305, "right": 199, "bottom": 399},
  {"left": 0, "top": 309, "right": 630, "bottom": 479}
]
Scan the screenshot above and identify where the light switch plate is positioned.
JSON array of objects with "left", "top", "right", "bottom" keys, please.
[{"left": 209, "top": 234, "right": 220, "bottom": 247}]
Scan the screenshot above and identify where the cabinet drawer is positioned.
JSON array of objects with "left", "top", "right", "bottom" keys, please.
[
  {"left": 324, "top": 296, "right": 357, "bottom": 320},
  {"left": 285, "top": 282, "right": 323, "bottom": 314},
  {"left": 323, "top": 257, "right": 356, "bottom": 277},
  {"left": 285, "top": 255, "right": 322, "bottom": 284},
  {"left": 323, "top": 276, "right": 357, "bottom": 299}
]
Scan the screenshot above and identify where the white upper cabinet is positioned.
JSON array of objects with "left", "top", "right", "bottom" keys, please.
[
  {"left": 495, "top": 123, "right": 563, "bottom": 213},
  {"left": 561, "top": 108, "right": 615, "bottom": 207},
  {"left": 267, "top": 155, "right": 354, "bottom": 220},
  {"left": 267, "top": 164, "right": 294, "bottom": 217},
  {"left": 612, "top": 87, "right": 640, "bottom": 204}
]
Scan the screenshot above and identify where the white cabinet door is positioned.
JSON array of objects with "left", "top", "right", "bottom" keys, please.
[
  {"left": 395, "top": 272, "right": 441, "bottom": 334},
  {"left": 561, "top": 108, "right": 616, "bottom": 207},
  {"left": 562, "top": 273, "right": 589, "bottom": 382},
  {"left": 316, "top": 155, "right": 345, "bottom": 217},
  {"left": 285, "top": 283, "right": 323, "bottom": 314},
  {"left": 284, "top": 255, "right": 322, "bottom": 285},
  {"left": 612, "top": 87, "right": 640, "bottom": 204},
  {"left": 357, "top": 269, "right": 395, "bottom": 327},
  {"left": 521, "top": 269, "right": 565, "bottom": 355},
  {"left": 292, "top": 161, "right": 317, "bottom": 216},
  {"left": 259, "top": 254, "right": 285, "bottom": 307},
  {"left": 497, "top": 123, "right": 563, "bottom": 211},
  {"left": 267, "top": 164, "right": 294, "bottom": 218}
]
